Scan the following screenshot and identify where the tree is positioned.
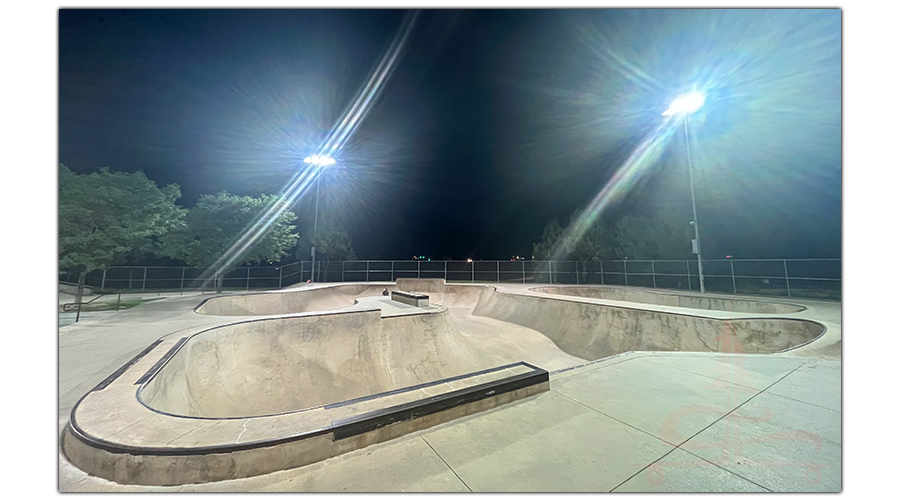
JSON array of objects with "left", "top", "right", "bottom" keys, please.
[
  {"left": 163, "top": 192, "right": 300, "bottom": 269},
  {"left": 59, "top": 163, "right": 186, "bottom": 307},
  {"left": 533, "top": 207, "right": 695, "bottom": 262},
  {"left": 295, "top": 221, "right": 357, "bottom": 280},
  {"left": 532, "top": 219, "right": 564, "bottom": 260}
]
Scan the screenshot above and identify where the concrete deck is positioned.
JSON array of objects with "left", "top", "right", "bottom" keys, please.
[{"left": 58, "top": 282, "right": 840, "bottom": 492}]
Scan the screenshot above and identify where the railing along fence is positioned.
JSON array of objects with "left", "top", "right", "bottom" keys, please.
[{"left": 60, "top": 258, "right": 840, "bottom": 300}]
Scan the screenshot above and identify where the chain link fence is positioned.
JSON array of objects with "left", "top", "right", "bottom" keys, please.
[{"left": 60, "top": 258, "right": 840, "bottom": 300}]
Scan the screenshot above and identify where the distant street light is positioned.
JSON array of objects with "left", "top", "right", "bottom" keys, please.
[
  {"left": 663, "top": 91, "right": 707, "bottom": 293},
  {"left": 304, "top": 155, "right": 336, "bottom": 283}
]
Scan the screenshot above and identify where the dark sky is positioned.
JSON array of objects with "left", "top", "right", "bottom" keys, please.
[{"left": 59, "top": 8, "right": 841, "bottom": 261}]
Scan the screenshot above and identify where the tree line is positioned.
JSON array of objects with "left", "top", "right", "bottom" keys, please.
[
  {"left": 59, "top": 163, "right": 356, "bottom": 291},
  {"left": 532, "top": 207, "right": 696, "bottom": 263}
]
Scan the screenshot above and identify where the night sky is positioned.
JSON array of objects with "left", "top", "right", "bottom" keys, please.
[{"left": 59, "top": 8, "right": 841, "bottom": 261}]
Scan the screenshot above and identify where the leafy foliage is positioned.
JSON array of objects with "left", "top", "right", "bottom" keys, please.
[
  {"left": 295, "top": 221, "right": 357, "bottom": 262},
  {"left": 58, "top": 163, "right": 186, "bottom": 276},
  {"left": 163, "top": 192, "right": 300, "bottom": 268},
  {"left": 534, "top": 207, "right": 694, "bottom": 261}
]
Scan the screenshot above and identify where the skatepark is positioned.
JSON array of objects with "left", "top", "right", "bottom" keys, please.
[{"left": 58, "top": 278, "right": 841, "bottom": 491}]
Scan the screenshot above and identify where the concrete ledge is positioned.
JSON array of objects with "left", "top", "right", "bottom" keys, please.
[
  {"left": 62, "top": 333, "right": 548, "bottom": 486},
  {"left": 391, "top": 290, "right": 430, "bottom": 307}
]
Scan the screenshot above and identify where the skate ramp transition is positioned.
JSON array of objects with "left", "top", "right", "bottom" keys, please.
[
  {"left": 532, "top": 285, "right": 805, "bottom": 313},
  {"left": 64, "top": 279, "right": 827, "bottom": 485},
  {"left": 194, "top": 280, "right": 825, "bottom": 364},
  {"left": 195, "top": 283, "right": 400, "bottom": 316},
  {"left": 140, "top": 307, "right": 519, "bottom": 418}
]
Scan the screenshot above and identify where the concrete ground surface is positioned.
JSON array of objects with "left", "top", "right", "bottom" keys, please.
[{"left": 58, "top": 283, "right": 841, "bottom": 492}]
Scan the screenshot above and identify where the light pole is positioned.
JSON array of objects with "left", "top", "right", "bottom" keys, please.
[
  {"left": 663, "top": 91, "right": 706, "bottom": 293},
  {"left": 304, "top": 155, "right": 336, "bottom": 283}
]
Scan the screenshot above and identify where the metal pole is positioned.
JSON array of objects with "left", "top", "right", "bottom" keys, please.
[
  {"left": 496, "top": 261, "right": 500, "bottom": 283},
  {"left": 341, "top": 261, "right": 345, "bottom": 282},
  {"left": 311, "top": 172, "right": 321, "bottom": 283},
  {"left": 624, "top": 260, "right": 628, "bottom": 286},
  {"left": 278, "top": 266, "right": 283, "bottom": 288},
  {"left": 651, "top": 261, "right": 656, "bottom": 288},
  {"left": 418, "top": 260, "right": 421, "bottom": 279},
  {"left": 391, "top": 261, "right": 395, "bottom": 282},
  {"left": 471, "top": 261, "right": 474, "bottom": 283},
  {"left": 522, "top": 260, "right": 526, "bottom": 283},
  {"left": 686, "top": 260, "right": 692, "bottom": 291},
  {"left": 142, "top": 267, "right": 147, "bottom": 292},
  {"left": 684, "top": 115, "right": 706, "bottom": 293},
  {"left": 730, "top": 260, "right": 737, "bottom": 294},
  {"left": 784, "top": 260, "right": 792, "bottom": 297},
  {"left": 246, "top": 267, "right": 250, "bottom": 290},
  {"left": 100, "top": 269, "right": 107, "bottom": 293},
  {"left": 600, "top": 261, "right": 604, "bottom": 285},
  {"left": 366, "top": 261, "right": 370, "bottom": 282},
  {"left": 576, "top": 261, "right": 580, "bottom": 285},
  {"left": 549, "top": 261, "right": 553, "bottom": 284},
  {"left": 444, "top": 261, "right": 448, "bottom": 281},
  {"left": 181, "top": 267, "right": 186, "bottom": 293}
]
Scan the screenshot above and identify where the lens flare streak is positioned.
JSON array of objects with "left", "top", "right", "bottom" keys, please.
[
  {"left": 196, "top": 11, "right": 420, "bottom": 286},
  {"left": 549, "top": 116, "right": 680, "bottom": 262}
]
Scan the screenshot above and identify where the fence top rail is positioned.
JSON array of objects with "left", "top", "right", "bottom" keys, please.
[{"left": 92, "top": 257, "right": 843, "bottom": 273}]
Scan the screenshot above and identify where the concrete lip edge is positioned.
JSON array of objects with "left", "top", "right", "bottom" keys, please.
[
  {"left": 64, "top": 339, "right": 550, "bottom": 485},
  {"left": 527, "top": 284, "right": 809, "bottom": 314}
]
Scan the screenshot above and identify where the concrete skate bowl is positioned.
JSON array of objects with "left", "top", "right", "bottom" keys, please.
[
  {"left": 63, "top": 304, "right": 550, "bottom": 485},
  {"left": 195, "top": 283, "right": 400, "bottom": 316},
  {"left": 140, "top": 307, "right": 521, "bottom": 418},
  {"left": 531, "top": 286, "right": 806, "bottom": 314},
  {"left": 471, "top": 286, "right": 826, "bottom": 361}
]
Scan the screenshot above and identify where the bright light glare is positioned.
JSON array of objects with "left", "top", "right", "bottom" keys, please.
[
  {"left": 304, "top": 155, "right": 336, "bottom": 166},
  {"left": 662, "top": 91, "right": 706, "bottom": 116}
]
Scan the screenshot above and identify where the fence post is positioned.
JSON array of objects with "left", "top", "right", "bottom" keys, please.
[
  {"left": 651, "top": 261, "right": 656, "bottom": 288},
  {"left": 100, "top": 269, "right": 107, "bottom": 293},
  {"left": 278, "top": 266, "right": 283, "bottom": 288},
  {"left": 142, "top": 267, "right": 147, "bottom": 291},
  {"left": 444, "top": 261, "right": 448, "bottom": 281},
  {"left": 246, "top": 267, "right": 251, "bottom": 290},
  {"left": 471, "top": 261, "right": 474, "bottom": 283},
  {"left": 784, "top": 260, "right": 792, "bottom": 297},
  {"left": 522, "top": 260, "right": 526, "bottom": 283},
  {"left": 496, "top": 261, "right": 500, "bottom": 283},
  {"left": 181, "top": 267, "right": 186, "bottom": 293},
  {"left": 418, "top": 260, "right": 421, "bottom": 279},
  {"left": 341, "top": 261, "right": 345, "bottom": 282},
  {"left": 624, "top": 260, "right": 628, "bottom": 287},
  {"left": 730, "top": 260, "right": 736, "bottom": 294},
  {"left": 600, "top": 261, "right": 604, "bottom": 285},
  {"left": 391, "top": 261, "right": 395, "bottom": 282},
  {"left": 686, "top": 260, "right": 692, "bottom": 291},
  {"left": 549, "top": 261, "right": 553, "bottom": 284},
  {"left": 576, "top": 261, "right": 579, "bottom": 285},
  {"left": 366, "top": 261, "right": 370, "bottom": 282}
]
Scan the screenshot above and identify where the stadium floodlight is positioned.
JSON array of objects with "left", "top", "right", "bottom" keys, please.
[
  {"left": 662, "top": 91, "right": 706, "bottom": 116},
  {"left": 304, "top": 155, "right": 336, "bottom": 166}
]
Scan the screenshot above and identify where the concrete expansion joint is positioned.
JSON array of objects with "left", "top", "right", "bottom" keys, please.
[{"left": 420, "top": 435, "right": 472, "bottom": 492}]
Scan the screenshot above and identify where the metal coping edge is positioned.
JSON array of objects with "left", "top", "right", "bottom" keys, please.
[
  {"left": 332, "top": 369, "right": 549, "bottom": 440},
  {"left": 92, "top": 339, "right": 165, "bottom": 392},
  {"left": 134, "top": 337, "right": 189, "bottom": 385},
  {"left": 324, "top": 361, "right": 533, "bottom": 409},
  {"left": 66, "top": 366, "right": 548, "bottom": 457}
]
